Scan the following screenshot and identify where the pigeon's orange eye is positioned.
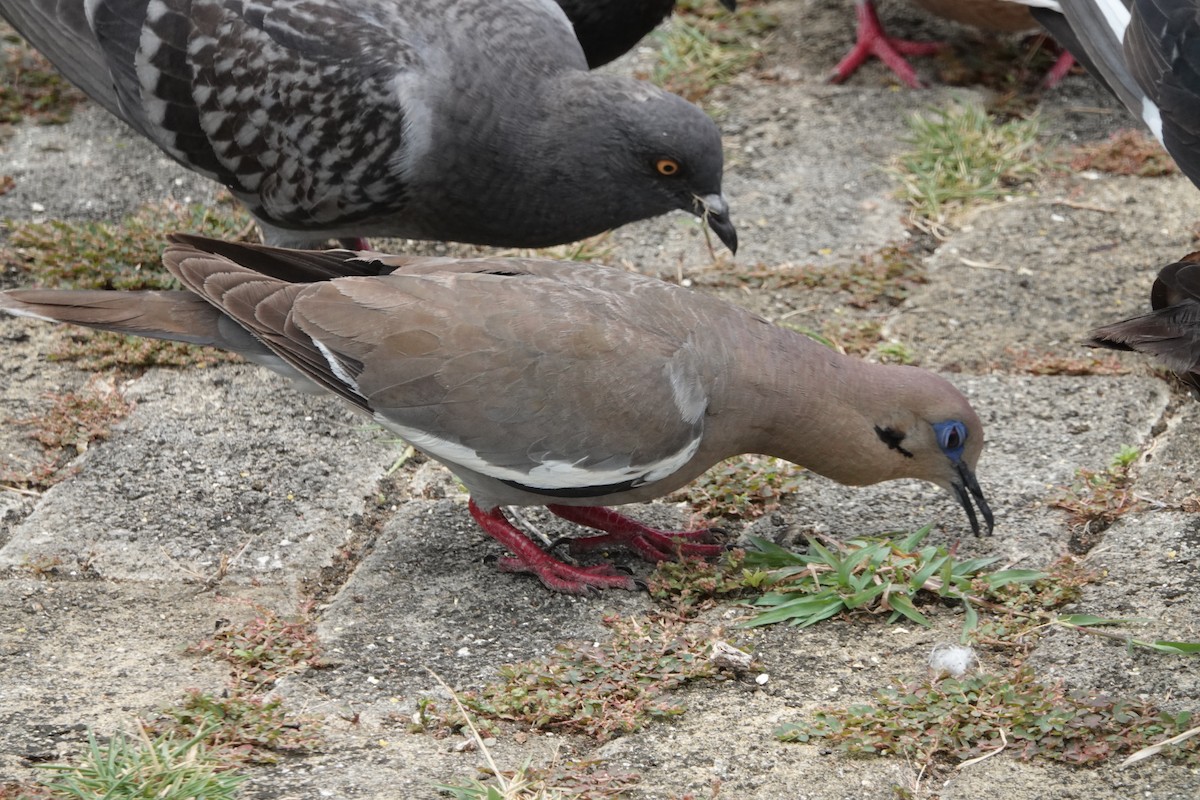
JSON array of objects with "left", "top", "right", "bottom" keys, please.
[{"left": 656, "top": 158, "right": 680, "bottom": 176}]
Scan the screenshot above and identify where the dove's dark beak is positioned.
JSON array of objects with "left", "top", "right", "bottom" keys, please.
[
  {"left": 951, "top": 461, "right": 994, "bottom": 536},
  {"left": 719, "top": 0, "right": 737, "bottom": 11},
  {"left": 697, "top": 193, "right": 738, "bottom": 254}
]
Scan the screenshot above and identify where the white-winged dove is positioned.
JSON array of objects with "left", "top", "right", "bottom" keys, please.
[
  {"left": 0, "top": 0, "right": 735, "bottom": 252},
  {"left": 1087, "top": 253, "right": 1200, "bottom": 393},
  {"left": 833, "top": 0, "right": 1074, "bottom": 89},
  {"left": 555, "top": 0, "right": 737, "bottom": 68},
  {"left": 0, "top": 235, "right": 993, "bottom": 593}
]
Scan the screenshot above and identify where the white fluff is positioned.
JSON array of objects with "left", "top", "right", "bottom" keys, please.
[{"left": 928, "top": 643, "right": 978, "bottom": 678}]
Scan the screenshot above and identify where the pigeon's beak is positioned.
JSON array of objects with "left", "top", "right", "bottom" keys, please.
[
  {"left": 696, "top": 193, "right": 738, "bottom": 255},
  {"left": 719, "top": 0, "right": 737, "bottom": 11},
  {"left": 951, "top": 461, "right": 994, "bottom": 536}
]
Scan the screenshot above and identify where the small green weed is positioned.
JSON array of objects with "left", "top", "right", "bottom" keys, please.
[
  {"left": 668, "top": 455, "right": 805, "bottom": 521},
  {"left": 3, "top": 197, "right": 253, "bottom": 290},
  {"left": 35, "top": 726, "right": 243, "bottom": 800},
  {"left": 144, "top": 602, "right": 327, "bottom": 764},
  {"left": 434, "top": 614, "right": 719, "bottom": 741},
  {"left": 185, "top": 601, "right": 327, "bottom": 691},
  {"left": 0, "top": 25, "right": 84, "bottom": 124},
  {"left": 812, "top": 318, "right": 885, "bottom": 357},
  {"left": 777, "top": 667, "right": 1199, "bottom": 768},
  {"left": 1051, "top": 446, "right": 1141, "bottom": 535},
  {"left": 891, "top": 103, "right": 1041, "bottom": 223},
  {"left": 646, "top": 2, "right": 775, "bottom": 102},
  {"left": 742, "top": 532, "right": 1195, "bottom": 656},
  {"left": 875, "top": 341, "right": 915, "bottom": 365},
  {"left": 647, "top": 550, "right": 753, "bottom": 612},
  {"left": 0, "top": 380, "right": 132, "bottom": 492},
  {"left": 7, "top": 603, "right": 324, "bottom": 796},
  {"left": 151, "top": 690, "right": 320, "bottom": 766}
]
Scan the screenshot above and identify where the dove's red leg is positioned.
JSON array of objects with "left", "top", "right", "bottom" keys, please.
[
  {"left": 547, "top": 505, "right": 725, "bottom": 562},
  {"left": 832, "top": 1, "right": 944, "bottom": 89},
  {"left": 469, "top": 501, "right": 637, "bottom": 593}
]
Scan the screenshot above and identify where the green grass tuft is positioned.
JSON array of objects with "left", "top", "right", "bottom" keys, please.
[
  {"left": 35, "top": 727, "right": 243, "bottom": 800},
  {"left": 3, "top": 197, "right": 253, "bottom": 291},
  {"left": 645, "top": 1, "right": 775, "bottom": 103},
  {"left": 0, "top": 24, "right": 84, "bottom": 125},
  {"left": 891, "top": 103, "right": 1041, "bottom": 224}
]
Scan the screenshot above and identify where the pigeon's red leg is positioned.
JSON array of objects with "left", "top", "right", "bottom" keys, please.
[
  {"left": 831, "top": 1, "right": 944, "bottom": 89},
  {"left": 1040, "top": 51, "right": 1076, "bottom": 89},
  {"left": 547, "top": 505, "right": 726, "bottom": 562},
  {"left": 469, "top": 501, "right": 637, "bottom": 593}
]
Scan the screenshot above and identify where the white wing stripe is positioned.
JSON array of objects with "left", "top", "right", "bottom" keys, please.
[
  {"left": 1095, "top": 0, "right": 1131, "bottom": 42},
  {"left": 311, "top": 338, "right": 365, "bottom": 397},
  {"left": 376, "top": 414, "right": 702, "bottom": 491}
]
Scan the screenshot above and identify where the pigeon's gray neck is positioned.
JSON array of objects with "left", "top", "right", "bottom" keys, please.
[{"left": 406, "top": 71, "right": 672, "bottom": 248}]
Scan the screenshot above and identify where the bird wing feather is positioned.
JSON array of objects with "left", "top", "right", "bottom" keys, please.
[{"left": 162, "top": 244, "right": 717, "bottom": 491}]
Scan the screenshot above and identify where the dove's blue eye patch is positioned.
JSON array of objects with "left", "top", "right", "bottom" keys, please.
[{"left": 933, "top": 420, "right": 967, "bottom": 462}]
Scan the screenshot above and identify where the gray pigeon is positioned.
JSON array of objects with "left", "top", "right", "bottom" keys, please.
[
  {"left": 0, "top": 235, "right": 992, "bottom": 593},
  {"left": 1016, "top": 0, "right": 1200, "bottom": 187},
  {"left": 555, "top": 0, "right": 736, "bottom": 68},
  {"left": 1087, "top": 252, "right": 1200, "bottom": 393},
  {"left": 1011, "top": 2, "right": 1200, "bottom": 372},
  {"left": 0, "top": 0, "right": 737, "bottom": 252}
]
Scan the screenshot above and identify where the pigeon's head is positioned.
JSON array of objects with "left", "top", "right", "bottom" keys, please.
[{"left": 547, "top": 76, "right": 737, "bottom": 253}]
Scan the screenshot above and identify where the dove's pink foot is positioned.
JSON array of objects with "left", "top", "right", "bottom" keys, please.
[
  {"left": 469, "top": 501, "right": 638, "bottom": 593},
  {"left": 548, "top": 504, "right": 726, "bottom": 562}
]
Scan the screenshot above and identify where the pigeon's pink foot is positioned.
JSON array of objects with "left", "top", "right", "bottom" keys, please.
[
  {"left": 832, "top": 2, "right": 944, "bottom": 89},
  {"left": 548, "top": 505, "right": 726, "bottom": 563},
  {"left": 469, "top": 501, "right": 637, "bottom": 593},
  {"left": 1040, "top": 51, "right": 1076, "bottom": 89}
]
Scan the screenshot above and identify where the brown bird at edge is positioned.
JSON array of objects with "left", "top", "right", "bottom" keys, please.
[
  {"left": 833, "top": 0, "right": 1075, "bottom": 89},
  {"left": 1086, "top": 253, "right": 1200, "bottom": 394},
  {"left": 0, "top": 236, "right": 993, "bottom": 593}
]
